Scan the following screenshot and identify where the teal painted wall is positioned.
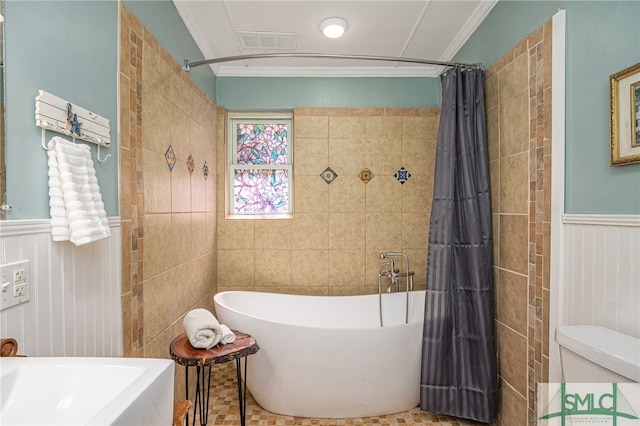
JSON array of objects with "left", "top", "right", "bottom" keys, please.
[
  {"left": 6, "top": 1, "right": 636, "bottom": 218},
  {"left": 122, "top": 0, "right": 216, "bottom": 102},
  {"left": 216, "top": 77, "right": 441, "bottom": 109},
  {"left": 3, "top": 0, "right": 215, "bottom": 220},
  {"left": 4, "top": 0, "right": 118, "bottom": 220},
  {"left": 455, "top": 0, "right": 640, "bottom": 214}
]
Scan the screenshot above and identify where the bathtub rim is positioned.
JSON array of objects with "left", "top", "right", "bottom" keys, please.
[
  {"left": 213, "top": 289, "right": 426, "bottom": 331},
  {"left": 0, "top": 356, "right": 175, "bottom": 426}
]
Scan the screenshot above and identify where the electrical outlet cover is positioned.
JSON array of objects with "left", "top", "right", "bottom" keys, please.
[{"left": 0, "top": 260, "right": 30, "bottom": 311}]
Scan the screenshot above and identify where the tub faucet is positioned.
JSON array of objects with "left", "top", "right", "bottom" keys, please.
[
  {"left": 378, "top": 260, "right": 401, "bottom": 292},
  {"left": 378, "top": 252, "right": 411, "bottom": 325},
  {"left": 378, "top": 261, "right": 394, "bottom": 278},
  {"left": 386, "top": 277, "right": 400, "bottom": 293}
]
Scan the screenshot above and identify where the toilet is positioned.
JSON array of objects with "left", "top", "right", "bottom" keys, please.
[{"left": 556, "top": 325, "right": 640, "bottom": 383}]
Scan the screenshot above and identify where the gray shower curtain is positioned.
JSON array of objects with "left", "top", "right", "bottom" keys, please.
[{"left": 420, "top": 67, "right": 498, "bottom": 423}]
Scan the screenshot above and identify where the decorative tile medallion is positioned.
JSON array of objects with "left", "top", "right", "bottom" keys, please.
[
  {"left": 187, "top": 153, "right": 195, "bottom": 175},
  {"left": 202, "top": 161, "right": 209, "bottom": 179},
  {"left": 320, "top": 166, "right": 338, "bottom": 184},
  {"left": 165, "top": 145, "right": 176, "bottom": 171},
  {"left": 395, "top": 167, "right": 412, "bottom": 184},
  {"left": 358, "top": 168, "right": 375, "bottom": 184}
]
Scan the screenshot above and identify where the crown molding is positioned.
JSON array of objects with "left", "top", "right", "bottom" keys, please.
[{"left": 439, "top": 0, "right": 499, "bottom": 62}]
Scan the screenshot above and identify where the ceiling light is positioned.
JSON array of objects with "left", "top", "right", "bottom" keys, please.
[{"left": 320, "top": 18, "right": 348, "bottom": 39}]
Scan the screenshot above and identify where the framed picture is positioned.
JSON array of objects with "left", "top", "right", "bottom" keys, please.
[{"left": 610, "top": 62, "right": 640, "bottom": 165}]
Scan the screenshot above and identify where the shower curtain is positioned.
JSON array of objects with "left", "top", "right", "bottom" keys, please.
[{"left": 420, "top": 67, "right": 498, "bottom": 423}]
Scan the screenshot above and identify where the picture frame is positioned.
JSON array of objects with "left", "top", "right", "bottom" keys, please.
[{"left": 610, "top": 62, "right": 640, "bottom": 166}]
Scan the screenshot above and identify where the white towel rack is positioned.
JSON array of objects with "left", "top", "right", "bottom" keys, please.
[{"left": 35, "top": 90, "right": 112, "bottom": 161}]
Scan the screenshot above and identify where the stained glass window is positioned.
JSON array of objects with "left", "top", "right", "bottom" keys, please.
[
  {"left": 234, "top": 170, "right": 289, "bottom": 213},
  {"left": 228, "top": 113, "right": 293, "bottom": 217},
  {"left": 236, "top": 124, "right": 288, "bottom": 165}
]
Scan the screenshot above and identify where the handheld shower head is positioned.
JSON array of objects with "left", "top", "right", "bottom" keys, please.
[{"left": 379, "top": 252, "right": 404, "bottom": 259}]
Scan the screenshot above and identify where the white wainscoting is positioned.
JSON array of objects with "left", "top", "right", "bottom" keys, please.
[
  {"left": 0, "top": 218, "right": 122, "bottom": 356},
  {"left": 562, "top": 214, "right": 640, "bottom": 339}
]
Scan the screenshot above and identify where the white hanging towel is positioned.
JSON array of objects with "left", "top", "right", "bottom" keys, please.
[{"left": 47, "top": 136, "right": 111, "bottom": 245}]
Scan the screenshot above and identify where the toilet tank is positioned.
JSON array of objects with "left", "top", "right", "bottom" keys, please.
[{"left": 556, "top": 325, "right": 640, "bottom": 383}]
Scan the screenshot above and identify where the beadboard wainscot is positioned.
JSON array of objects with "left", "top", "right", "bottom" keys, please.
[
  {"left": 0, "top": 218, "right": 122, "bottom": 356},
  {"left": 562, "top": 214, "right": 640, "bottom": 338}
]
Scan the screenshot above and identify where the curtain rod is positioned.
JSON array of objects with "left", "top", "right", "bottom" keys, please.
[{"left": 182, "top": 53, "right": 482, "bottom": 72}]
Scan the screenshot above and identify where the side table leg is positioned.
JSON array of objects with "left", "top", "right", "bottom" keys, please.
[
  {"left": 204, "top": 364, "right": 212, "bottom": 424},
  {"left": 193, "top": 364, "right": 212, "bottom": 426},
  {"left": 235, "top": 356, "right": 249, "bottom": 426},
  {"left": 184, "top": 365, "right": 189, "bottom": 426}
]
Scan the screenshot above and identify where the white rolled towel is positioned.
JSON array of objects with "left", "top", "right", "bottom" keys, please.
[
  {"left": 183, "top": 309, "right": 223, "bottom": 349},
  {"left": 219, "top": 324, "right": 236, "bottom": 345}
]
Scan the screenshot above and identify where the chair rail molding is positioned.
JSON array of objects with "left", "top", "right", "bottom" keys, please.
[
  {"left": 0, "top": 217, "right": 121, "bottom": 237},
  {"left": 563, "top": 214, "right": 640, "bottom": 227}
]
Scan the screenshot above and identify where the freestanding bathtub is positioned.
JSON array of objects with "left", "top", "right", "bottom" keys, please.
[{"left": 213, "top": 289, "right": 426, "bottom": 418}]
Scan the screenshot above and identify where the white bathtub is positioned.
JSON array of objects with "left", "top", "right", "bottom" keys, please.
[
  {"left": 214, "top": 289, "right": 425, "bottom": 418},
  {"left": 0, "top": 357, "right": 174, "bottom": 425}
]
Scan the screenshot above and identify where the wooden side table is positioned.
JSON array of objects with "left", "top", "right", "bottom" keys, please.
[{"left": 170, "top": 331, "right": 259, "bottom": 426}]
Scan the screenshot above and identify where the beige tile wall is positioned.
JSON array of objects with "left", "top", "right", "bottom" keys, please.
[
  {"left": 486, "top": 19, "right": 552, "bottom": 426},
  {"left": 216, "top": 108, "right": 439, "bottom": 296},
  {"left": 119, "top": 4, "right": 218, "bottom": 399},
  {"left": 118, "top": 9, "right": 552, "bottom": 421}
]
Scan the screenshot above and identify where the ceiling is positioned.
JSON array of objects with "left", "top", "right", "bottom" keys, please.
[{"left": 173, "top": 0, "right": 498, "bottom": 78}]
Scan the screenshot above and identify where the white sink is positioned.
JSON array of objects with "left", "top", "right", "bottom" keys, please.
[{"left": 0, "top": 357, "right": 174, "bottom": 425}]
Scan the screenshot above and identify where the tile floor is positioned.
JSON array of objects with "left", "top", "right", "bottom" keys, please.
[{"left": 191, "top": 362, "right": 484, "bottom": 426}]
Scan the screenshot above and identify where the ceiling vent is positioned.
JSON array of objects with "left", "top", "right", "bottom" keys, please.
[{"left": 236, "top": 31, "right": 297, "bottom": 50}]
